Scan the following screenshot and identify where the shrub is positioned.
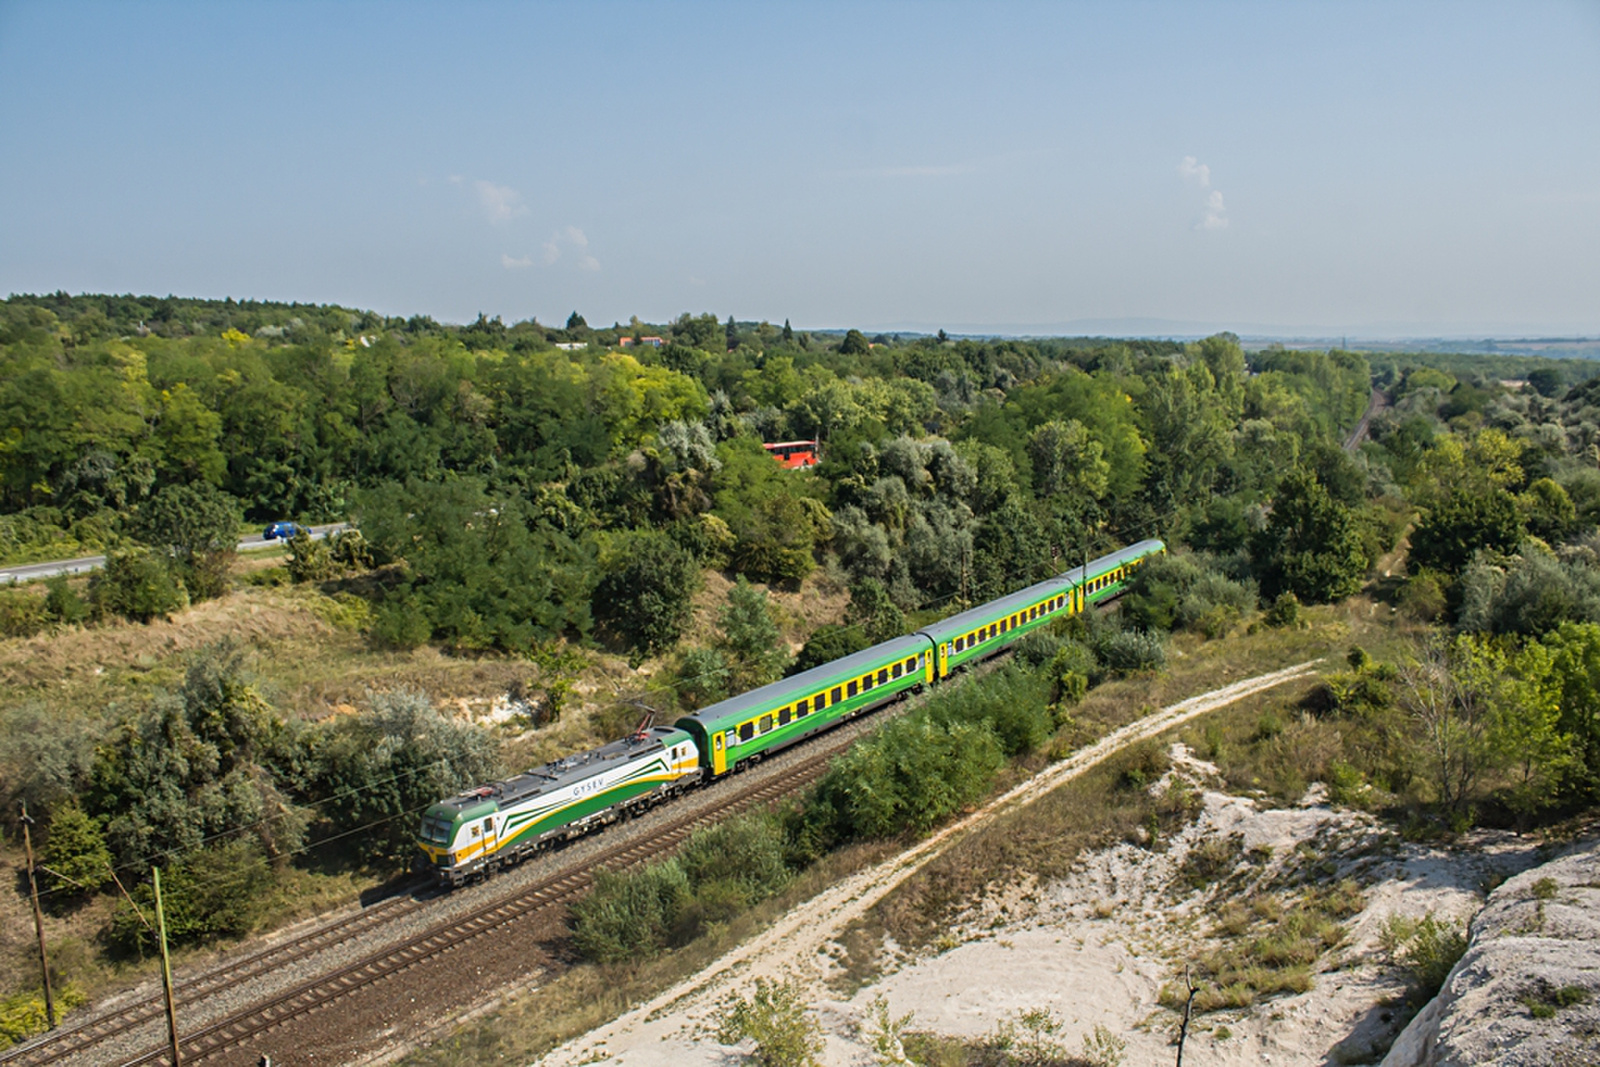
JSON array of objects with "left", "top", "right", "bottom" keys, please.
[
  {"left": 862, "top": 994, "right": 916, "bottom": 1066},
  {"left": 925, "top": 665, "right": 1054, "bottom": 757},
  {"left": 1081, "top": 1023, "right": 1127, "bottom": 1067},
  {"left": 106, "top": 840, "right": 273, "bottom": 955},
  {"left": 90, "top": 547, "right": 188, "bottom": 622},
  {"left": 810, "top": 713, "right": 1004, "bottom": 846},
  {"left": 716, "top": 976, "right": 824, "bottom": 1067},
  {"left": 1398, "top": 572, "right": 1447, "bottom": 622},
  {"left": 0, "top": 587, "right": 48, "bottom": 637},
  {"left": 0, "top": 985, "right": 86, "bottom": 1047},
  {"left": 789, "top": 623, "right": 869, "bottom": 676},
  {"left": 571, "top": 859, "right": 692, "bottom": 963},
  {"left": 43, "top": 576, "right": 88, "bottom": 624},
  {"left": 1095, "top": 629, "right": 1167, "bottom": 675},
  {"left": 369, "top": 594, "right": 431, "bottom": 649},
  {"left": 41, "top": 801, "right": 112, "bottom": 897},
  {"left": 988, "top": 1007, "right": 1070, "bottom": 1066},
  {"left": 677, "top": 812, "right": 791, "bottom": 904},
  {"left": 1263, "top": 591, "right": 1302, "bottom": 629},
  {"left": 1380, "top": 912, "right": 1469, "bottom": 1005},
  {"left": 284, "top": 531, "right": 336, "bottom": 582}
]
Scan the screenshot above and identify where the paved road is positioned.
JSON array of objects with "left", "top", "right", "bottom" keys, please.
[{"left": 0, "top": 523, "right": 352, "bottom": 584}]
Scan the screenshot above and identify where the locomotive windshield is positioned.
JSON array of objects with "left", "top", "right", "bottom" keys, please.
[{"left": 420, "top": 812, "right": 455, "bottom": 844}]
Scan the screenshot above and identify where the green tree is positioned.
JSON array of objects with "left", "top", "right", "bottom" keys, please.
[
  {"left": 1027, "top": 419, "right": 1109, "bottom": 500},
  {"left": 40, "top": 801, "right": 112, "bottom": 896},
  {"left": 148, "top": 382, "right": 226, "bottom": 485},
  {"left": 1521, "top": 477, "right": 1577, "bottom": 542},
  {"left": 1251, "top": 468, "right": 1368, "bottom": 603},
  {"left": 358, "top": 477, "right": 596, "bottom": 652},
  {"left": 107, "top": 840, "right": 273, "bottom": 954},
  {"left": 592, "top": 531, "right": 701, "bottom": 657},
  {"left": 88, "top": 645, "right": 303, "bottom": 868},
  {"left": 1540, "top": 622, "right": 1600, "bottom": 802},
  {"left": 719, "top": 578, "right": 788, "bottom": 688},
  {"left": 0, "top": 704, "right": 95, "bottom": 819},
  {"left": 309, "top": 688, "right": 498, "bottom": 861},
  {"left": 839, "top": 329, "right": 870, "bottom": 356},
  {"left": 845, "top": 576, "right": 907, "bottom": 643},
  {"left": 132, "top": 481, "right": 242, "bottom": 600},
  {"left": 789, "top": 623, "right": 869, "bottom": 675},
  {"left": 1410, "top": 488, "right": 1525, "bottom": 575},
  {"left": 676, "top": 646, "right": 732, "bottom": 708}
]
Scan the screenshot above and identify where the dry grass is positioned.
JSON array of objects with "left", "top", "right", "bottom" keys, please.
[{"left": 681, "top": 567, "right": 851, "bottom": 654}]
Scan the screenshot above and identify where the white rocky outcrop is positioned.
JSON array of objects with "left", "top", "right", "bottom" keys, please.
[{"left": 1383, "top": 838, "right": 1600, "bottom": 1067}]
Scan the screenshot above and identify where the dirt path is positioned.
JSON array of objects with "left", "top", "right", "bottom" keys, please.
[{"left": 536, "top": 660, "right": 1323, "bottom": 1066}]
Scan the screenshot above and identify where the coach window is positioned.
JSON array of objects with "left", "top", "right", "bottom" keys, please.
[
  {"left": 846, "top": 680, "right": 857, "bottom": 698},
  {"left": 954, "top": 636, "right": 965, "bottom": 652},
  {"left": 739, "top": 722, "right": 754, "bottom": 742},
  {"left": 891, "top": 662, "right": 903, "bottom": 679},
  {"left": 795, "top": 698, "right": 809, "bottom": 717},
  {"left": 778, "top": 706, "right": 792, "bottom": 726},
  {"left": 830, "top": 686, "right": 842, "bottom": 704},
  {"left": 759, "top": 715, "right": 773, "bottom": 734}
]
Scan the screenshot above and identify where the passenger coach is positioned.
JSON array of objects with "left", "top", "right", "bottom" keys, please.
[{"left": 674, "top": 633, "right": 934, "bottom": 776}]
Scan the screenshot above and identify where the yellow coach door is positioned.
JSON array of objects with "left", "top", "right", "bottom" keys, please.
[{"left": 712, "top": 732, "right": 726, "bottom": 775}]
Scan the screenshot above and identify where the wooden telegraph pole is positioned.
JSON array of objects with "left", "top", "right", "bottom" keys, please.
[
  {"left": 19, "top": 802, "right": 56, "bottom": 1030},
  {"left": 152, "top": 866, "right": 182, "bottom": 1065}
]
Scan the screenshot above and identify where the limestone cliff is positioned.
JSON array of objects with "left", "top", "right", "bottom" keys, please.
[{"left": 1383, "top": 838, "right": 1600, "bottom": 1066}]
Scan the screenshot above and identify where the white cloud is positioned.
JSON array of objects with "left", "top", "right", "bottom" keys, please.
[
  {"left": 1179, "top": 156, "right": 1228, "bottom": 230},
  {"left": 1177, "top": 155, "right": 1211, "bottom": 187},
  {"left": 501, "top": 253, "right": 533, "bottom": 270},
  {"left": 542, "top": 226, "right": 600, "bottom": 270},
  {"left": 474, "top": 180, "right": 528, "bottom": 223}
]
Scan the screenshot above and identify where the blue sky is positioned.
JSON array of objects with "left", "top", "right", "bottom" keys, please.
[{"left": 2, "top": 1, "right": 1597, "bottom": 336}]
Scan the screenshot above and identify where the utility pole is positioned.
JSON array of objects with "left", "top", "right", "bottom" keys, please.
[
  {"left": 19, "top": 802, "right": 55, "bottom": 1030},
  {"left": 152, "top": 866, "right": 182, "bottom": 1066}
]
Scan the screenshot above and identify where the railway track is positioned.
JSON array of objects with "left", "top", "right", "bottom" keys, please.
[
  {"left": 14, "top": 715, "right": 866, "bottom": 1067},
  {"left": 0, "top": 891, "right": 426, "bottom": 1067}
]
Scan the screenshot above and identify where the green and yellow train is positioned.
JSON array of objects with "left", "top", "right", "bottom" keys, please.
[{"left": 418, "top": 538, "right": 1164, "bottom": 886}]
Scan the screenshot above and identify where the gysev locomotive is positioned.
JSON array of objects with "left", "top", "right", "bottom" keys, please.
[{"left": 418, "top": 539, "right": 1164, "bottom": 886}]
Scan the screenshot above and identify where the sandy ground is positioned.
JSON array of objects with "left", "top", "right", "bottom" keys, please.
[{"left": 533, "top": 660, "right": 1549, "bottom": 1067}]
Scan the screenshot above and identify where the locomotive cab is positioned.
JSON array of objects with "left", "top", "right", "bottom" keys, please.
[{"left": 417, "top": 791, "right": 498, "bottom": 877}]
